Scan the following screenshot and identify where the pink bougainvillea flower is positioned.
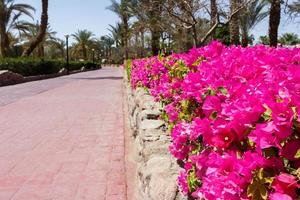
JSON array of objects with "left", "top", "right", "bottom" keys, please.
[
  {"left": 281, "top": 139, "right": 300, "bottom": 161},
  {"left": 202, "top": 95, "right": 222, "bottom": 117},
  {"left": 249, "top": 122, "right": 281, "bottom": 150},
  {"left": 178, "top": 170, "right": 189, "bottom": 195},
  {"left": 190, "top": 118, "right": 211, "bottom": 141},
  {"left": 129, "top": 41, "right": 300, "bottom": 199},
  {"left": 269, "top": 193, "right": 293, "bottom": 200},
  {"left": 272, "top": 173, "right": 300, "bottom": 198},
  {"left": 210, "top": 127, "right": 236, "bottom": 149},
  {"left": 165, "top": 103, "right": 179, "bottom": 122}
]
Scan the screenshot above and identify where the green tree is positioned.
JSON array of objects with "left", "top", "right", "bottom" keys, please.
[
  {"left": 239, "top": 0, "right": 268, "bottom": 47},
  {"left": 21, "top": 23, "right": 57, "bottom": 57},
  {"left": 100, "top": 35, "right": 115, "bottom": 63},
  {"left": 289, "top": 0, "right": 300, "bottom": 17},
  {"left": 107, "top": 0, "right": 136, "bottom": 60},
  {"left": 215, "top": 24, "right": 230, "bottom": 46},
  {"left": 108, "top": 23, "right": 122, "bottom": 48},
  {"left": 0, "top": 0, "right": 35, "bottom": 57},
  {"left": 22, "top": 0, "right": 49, "bottom": 56},
  {"left": 259, "top": 35, "right": 269, "bottom": 45},
  {"left": 72, "top": 29, "right": 94, "bottom": 60},
  {"left": 136, "top": 0, "right": 165, "bottom": 55},
  {"left": 279, "top": 33, "right": 300, "bottom": 45},
  {"left": 48, "top": 38, "right": 65, "bottom": 59}
]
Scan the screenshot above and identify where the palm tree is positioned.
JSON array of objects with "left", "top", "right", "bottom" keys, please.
[
  {"left": 229, "top": 0, "right": 240, "bottom": 45},
  {"left": 21, "top": 23, "right": 57, "bottom": 57},
  {"left": 0, "top": 0, "right": 35, "bottom": 57},
  {"left": 48, "top": 38, "right": 65, "bottom": 59},
  {"left": 131, "top": 20, "right": 147, "bottom": 57},
  {"left": 268, "top": 0, "right": 281, "bottom": 47},
  {"left": 279, "top": 33, "right": 300, "bottom": 45},
  {"left": 22, "top": 0, "right": 48, "bottom": 56},
  {"left": 139, "top": 0, "right": 164, "bottom": 55},
  {"left": 99, "top": 35, "right": 115, "bottom": 64},
  {"left": 107, "top": 0, "right": 136, "bottom": 60},
  {"left": 239, "top": 0, "right": 268, "bottom": 47},
  {"left": 72, "top": 29, "right": 94, "bottom": 60},
  {"left": 259, "top": 35, "right": 269, "bottom": 44},
  {"left": 108, "top": 23, "right": 122, "bottom": 48},
  {"left": 289, "top": 0, "right": 300, "bottom": 17}
]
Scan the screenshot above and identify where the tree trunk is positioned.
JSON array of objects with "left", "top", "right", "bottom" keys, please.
[
  {"left": 150, "top": 1, "right": 161, "bottom": 56},
  {"left": 184, "top": 28, "right": 189, "bottom": 51},
  {"left": 140, "top": 30, "right": 145, "bottom": 58},
  {"left": 210, "top": 0, "right": 218, "bottom": 40},
  {"left": 0, "top": 0, "right": 10, "bottom": 57},
  {"left": 135, "top": 32, "right": 139, "bottom": 58},
  {"left": 37, "top": 44, "right": 45, "bottom": 57},
  {"left": 0, "top": 27, "right": 10, "bottom": 57},
  {"left": 167, "top": 33, "right": 171, "bottom": 55},
  {"left": 22, "top": 0, "right": 48, "bottom": 57},
  {"left": 82, "top": 44, "right": 87, "bottom": 60},
  {"left": 192, "top": 25, "right": 198, "bottom": 47},
  {"left": 230, "top": 0, "right": 240, "bottom": 45},
  {"left": 241, "top": 29, "right": 248, "bottom": 47},
  {"left": 177, "top": 28, "right": 185, "bottom": 52},
  {"left": 269, "top": 0, "right": 281, "bottom": 47},
  {"left": 151, "top": 28, "right": 160, "bottom": 56},
  {"left": 123, "top": 17, "right": 129, "bottom": 60}
]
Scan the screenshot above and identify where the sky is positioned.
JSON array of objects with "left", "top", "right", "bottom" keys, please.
[
  {"left": 16, "top": 0, "right": 299, "bottom": 43},
  {"left": 16, "top": 0, "right": 119, "bottom": 43}
]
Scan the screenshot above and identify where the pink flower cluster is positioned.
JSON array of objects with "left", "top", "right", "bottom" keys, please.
[{"left": 129, "top": 42, "right": 300, "bottom": 200}]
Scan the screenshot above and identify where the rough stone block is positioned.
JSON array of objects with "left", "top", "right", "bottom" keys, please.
[{"left": 140, "top": 120, "right": 165, "bottom": 130}]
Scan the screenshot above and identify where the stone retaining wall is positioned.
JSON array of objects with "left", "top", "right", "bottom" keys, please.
[{"left": 124, "top": 74, "right": 186, "bottom": 200}]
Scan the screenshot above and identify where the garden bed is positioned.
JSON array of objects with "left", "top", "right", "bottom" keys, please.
[{"left": 127, "top": 42, "right": 300, "bottom": 200}]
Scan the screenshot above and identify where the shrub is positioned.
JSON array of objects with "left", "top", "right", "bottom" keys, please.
[
  {"left": 0, "top": 58, "right": 99, "bottom": 77},
  {"left": 129, "top": 42, "right": 300, "bottom": 200},
  {"left": 124, "top": 59, "right": 132, "bottom": 81}
]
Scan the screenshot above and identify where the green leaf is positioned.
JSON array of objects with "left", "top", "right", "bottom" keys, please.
[
  {"left": 207, "top": 87, "right": 216, "bottom": 96},
  {"left": 191, "top": 142, "right": 203, "bottom": 155},
  {"left": 295, "top": 149, "right": 300, "bottom": 159},
  {"left": 192, "top": 57, "right": 205, "bottom": 67},
  {"left": 247, "top": 168, "right": 274, "bottom": 200},
  {"left": 179, "top": 99, "right": 199, "bottom": 122},
  {"left": 187, "top": 166, "right": 202, "bottom": 193},
  {"left": 262, "top": 105, "right": 272, "bottom": 121},
  {"left": 209, "top": 111, "right": 218, "bottom": 120},
  {"left": 218, "top": 87, "right": 228, "bottom": 95},
  {"left": 258, "top": 184, "right": 268, "bottom": 200},
  {"left": 248, "top": 138, "right": 255, "bottom": 147}
]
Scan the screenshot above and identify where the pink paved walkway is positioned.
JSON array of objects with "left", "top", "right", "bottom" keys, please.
[{"left": 0, "top": 68, "right": 126, "bottom": 200}]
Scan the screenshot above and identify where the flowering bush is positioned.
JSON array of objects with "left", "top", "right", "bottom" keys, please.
[{"left": 129, "top": 42, "right": 300, "bottom": 200}]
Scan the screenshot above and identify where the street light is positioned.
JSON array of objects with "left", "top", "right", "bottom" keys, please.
[
  {"left": 92, "top": 48, "right": 95, "bottom": 65},
  {"left": 64, "top": 34, "right": 70, "bottom": 74}
]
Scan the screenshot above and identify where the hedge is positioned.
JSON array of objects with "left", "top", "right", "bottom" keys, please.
[{"left": 0, "top": 58, "right": 99, "bottom": 77}]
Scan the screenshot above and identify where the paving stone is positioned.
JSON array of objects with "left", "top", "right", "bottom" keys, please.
[{"left": 0, "top": 68, "right": 126, "bottom": 200}]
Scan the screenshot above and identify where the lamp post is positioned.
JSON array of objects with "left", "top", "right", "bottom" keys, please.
[
  {"left": 64, "top": 34, "right": 70, "bottom": 74},
  {"left": 92, "top": 48, "right": 95, "bottom": 65}
]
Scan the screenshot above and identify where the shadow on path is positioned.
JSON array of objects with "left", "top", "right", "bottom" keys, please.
[{"left": 71, "top": 76, "right": 123, "bottom": 80}]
